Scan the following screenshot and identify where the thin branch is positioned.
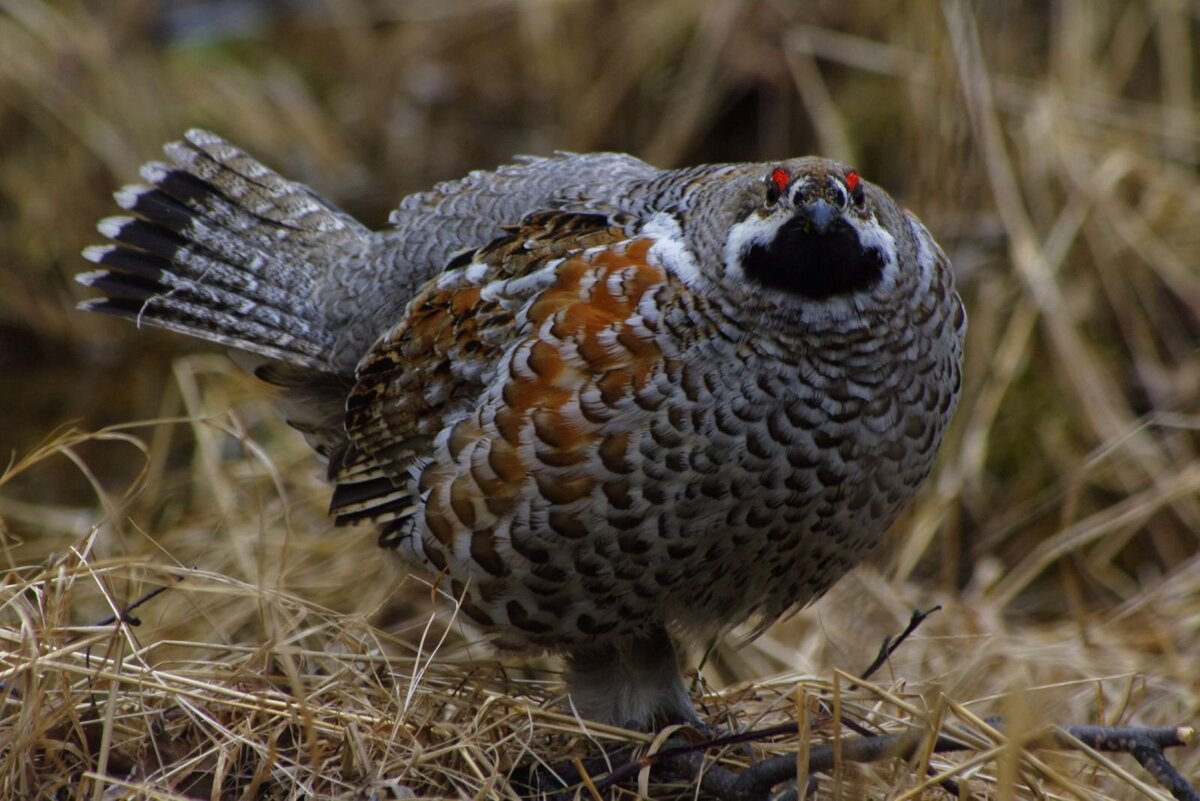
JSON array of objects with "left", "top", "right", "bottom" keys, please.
[
  {"left": 92, "top": 577, "right": 183, "bottom": 628},
  {"left": 532, "top": 721, "right": 1197, "bottom": 801},
  {"left": 858, "top": 605, "right": 942, "bottom": 682}
]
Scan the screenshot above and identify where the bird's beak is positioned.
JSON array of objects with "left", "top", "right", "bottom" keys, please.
[{"left": 798, "top": 198, "right": 837, "bottom": 234}]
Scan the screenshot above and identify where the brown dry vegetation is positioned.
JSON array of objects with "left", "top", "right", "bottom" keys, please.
[{"left": 1, "top": 0, "right": 1198, "bottom": 798}]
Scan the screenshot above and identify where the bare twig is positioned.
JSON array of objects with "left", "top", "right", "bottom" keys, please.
[
  {"left": 538, "top": 721, "right": 1197, "bottom": 801},
  {"left": 91, "top": 574, "right": 185, "bottom": 628},
  {"left": 858, "top": 606, "right": 942, "bottom": 682}
]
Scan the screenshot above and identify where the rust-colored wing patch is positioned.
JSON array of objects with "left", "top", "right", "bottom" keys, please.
[
  {"left": 410, "top": 234, "right": 670, "bottom": 592},
  {"left": 327, "top": 211, "right": 641, "bottom": 529}
]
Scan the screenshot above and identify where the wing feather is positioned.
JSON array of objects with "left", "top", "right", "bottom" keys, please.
[{"left": 328, "top": 211, "right": 633, "bottom": 527}]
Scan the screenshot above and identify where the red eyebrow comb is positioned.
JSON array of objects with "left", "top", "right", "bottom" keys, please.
[{"left": 770, "top": 168, "right": 790, "bottom": 195}]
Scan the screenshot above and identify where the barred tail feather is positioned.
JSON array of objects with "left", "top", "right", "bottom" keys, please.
[{"left": 77, "top": 129, "right": 371, "bottom": 371}]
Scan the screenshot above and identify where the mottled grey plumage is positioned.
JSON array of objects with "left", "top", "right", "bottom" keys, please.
[{"left": 79, "top": 130, "right": 965, "bottom": 729}]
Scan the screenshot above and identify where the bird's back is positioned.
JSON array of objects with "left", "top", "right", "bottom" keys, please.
[{"left": 325, "top": 150, "right": 661, "bottom": 368}]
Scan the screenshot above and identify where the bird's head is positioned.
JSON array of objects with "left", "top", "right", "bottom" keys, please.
[{"left": 659, "top": 158, "right": 917, "bottom": 323}]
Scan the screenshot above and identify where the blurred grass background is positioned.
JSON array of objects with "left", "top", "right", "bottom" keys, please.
[{"left": 0, "top": 0, "right": 1198, "bottom": 796}]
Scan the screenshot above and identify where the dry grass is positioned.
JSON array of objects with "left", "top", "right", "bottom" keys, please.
[{"left": 1, "top": 0, "right": 1198, "bottom": 798}]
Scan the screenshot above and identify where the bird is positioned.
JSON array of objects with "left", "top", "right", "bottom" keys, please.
[{"left": 78, "top": 129, "right": 966, "bottom": 733}]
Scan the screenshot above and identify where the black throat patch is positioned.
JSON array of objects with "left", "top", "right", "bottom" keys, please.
[{"left": 741, "top": 215, "right": 887, "bottom": 300}]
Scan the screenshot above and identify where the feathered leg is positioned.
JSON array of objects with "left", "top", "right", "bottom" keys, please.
[{"left": 564, "top": 626, "right": 700, "bottom": 729}]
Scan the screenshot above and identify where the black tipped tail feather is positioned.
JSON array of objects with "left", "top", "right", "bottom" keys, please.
[{"left": 77, "top": 129, "right": 371, "bottom": 372}]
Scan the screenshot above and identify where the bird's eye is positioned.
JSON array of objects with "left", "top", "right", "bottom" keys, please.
[
  {"left": 846, "top": 170, "right": 865, "bottom": 208},
  {"left": 764, "top": 167, "right": 789, "bottom": 206}
]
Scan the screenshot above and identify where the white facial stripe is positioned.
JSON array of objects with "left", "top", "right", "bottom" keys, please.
[
  {"left": 845, "top": 213, "right": 899, "bottom": 291},
  {"left": 722, "top": 212, "right": 790, "bottom": 284}
]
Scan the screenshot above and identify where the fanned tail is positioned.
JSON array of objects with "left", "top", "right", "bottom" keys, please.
[{"left": 77, "top": 129, "right": 370, "bottom": 371}]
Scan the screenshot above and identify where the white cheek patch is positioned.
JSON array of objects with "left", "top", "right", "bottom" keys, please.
[
  {"left": 722, "top": 212, "right": 790, "bottom": 285},
  {"left": 846, "top": 213, "right": 899, "bottom": 292}
]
